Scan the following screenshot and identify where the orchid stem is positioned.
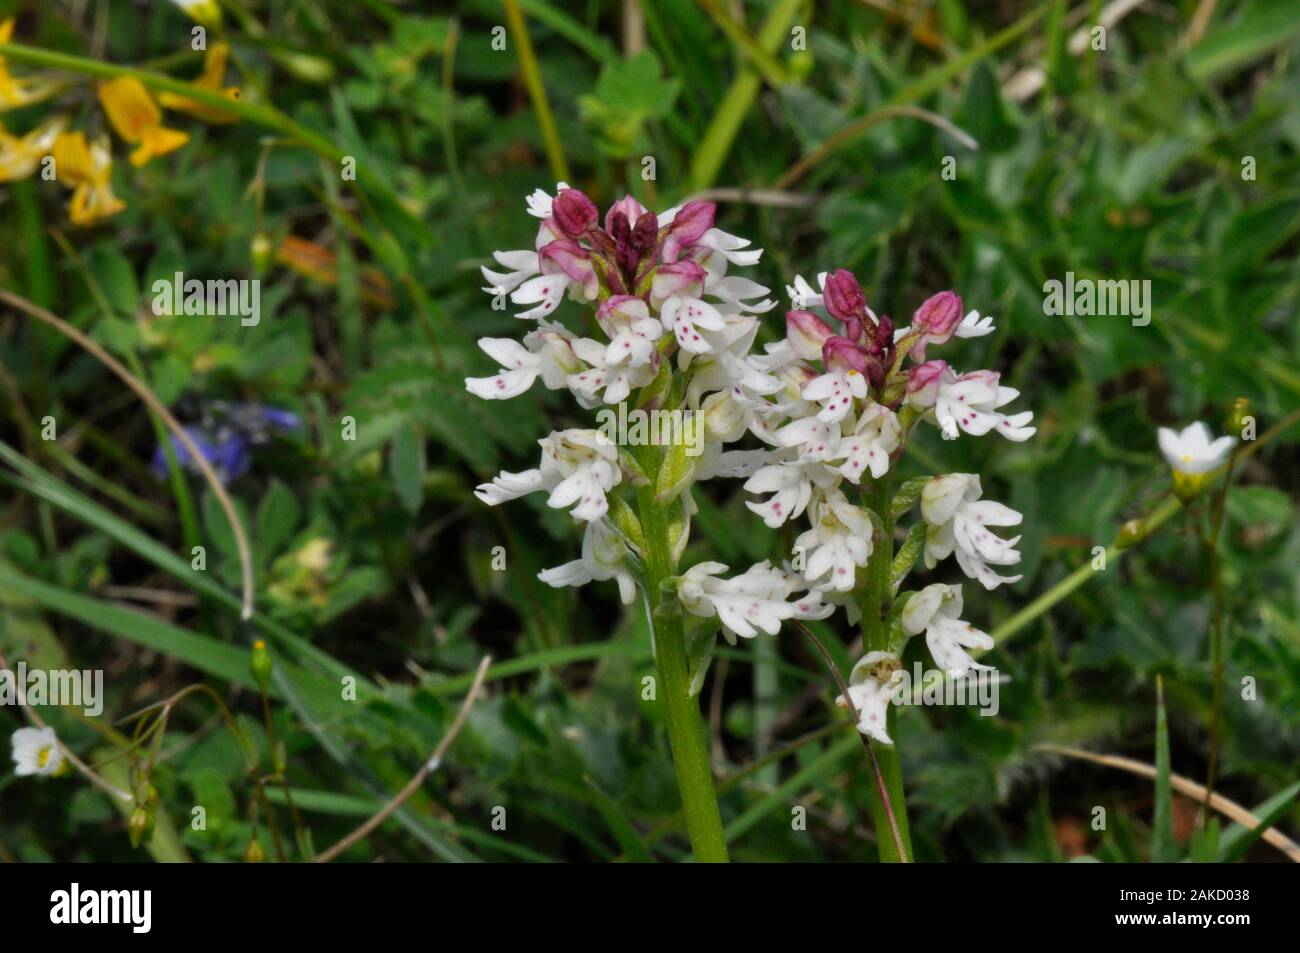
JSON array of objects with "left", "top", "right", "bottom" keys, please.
[
  {"left": 859, "top": 475, "right": 913, "bottom": 862},
  {"left": 636, "top": 485, "right": 728, "bottom": 863}
]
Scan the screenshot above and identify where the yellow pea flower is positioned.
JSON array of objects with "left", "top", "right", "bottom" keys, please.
[
  {"left": 98, "top": 76, "right": 189, "bottom": 167},
  {"left": 0, "top": 114, "right": 65, "bottom": 182},
  {"left": 168, "top": 0, "right": 223, "bottom": 28},
  {"left": 51, "top": 131, "right": 126, "bottom": 227},
  {"left": 158, "top": 42, "right": 241, "bottom": 124},
  {"left": 0, "top": 18, "right": 62, "bottom": 110}
]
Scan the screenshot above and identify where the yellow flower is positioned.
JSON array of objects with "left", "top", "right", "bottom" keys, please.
[
  {"left": 0, "top": 18, "right": 62, "bottom": 110},
  {"left": 0, "top": 114, "right": 65, "bottom": 182},
  {"left": 295, "top": 538, "right": 334, "bottom": 573},
  {"left": 158, "top": 42, "right": 241, "bottom": 124},
  {"left": 98, "top": 76, "right": 189, "bottom": 167},
  {"left": 168, "top": 0, "right": 224, "bottom": 28},
  {"left": 51, "top": 131, "right": 126, "bottom": 227}
]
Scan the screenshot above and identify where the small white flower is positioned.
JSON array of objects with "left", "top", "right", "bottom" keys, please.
[
  {"left": 678, "top": 561, "right": 824, "bottom": 641},
  {"left": 11, "top": 726, "right": 64, "bottom": 777},
  {"left": 474, "top": 429, "right": 621, "bottom": 522},
  {"left": 901, "top": 584, "right": 994, "bottom": 678},
  {"left": 743, "top": 458, "right": 839, "bottom": 528},
  {"left": 525, "top": 181, "right": 569, "bottom": 219},
  {"left": 566, "top": 336, "right": 657, "bottom": 406},
  {"left": 955, "top": 309, "right": 995, "bottom": 339},
  {"left": 832, "top": 402, "right": 901, "bottom": 483},
  {"left": 785, "top": 272, "right": 827, "bottom": 310},
  {"left": 1157, "top": 422, "right": 1235, "bottom": 475},
  {"left": 921, "top": 473, "right": 1023, "bottom": 590},
  {"left": 661, "top": 296, "right": 728, "bottom": 354},
  {"left": 910, "top": 366, "right": 1035, "bottom": 442},
  {"left": 510, "top": 273, "right": 574, "bottom": 321},
  {"left": 464, "top": 326, "right": 584, "bottom": 400},
  {"left": 838, "top": 652, "right": 898, "bottom": 744},
  {"left": 480, "top": 249, "right": 541, "bottom": 296},
  {"left": 538, "top": 519, "right": 636, "bottom": 604},
  {"left": 801, "top": 368, "right": 868, "bottom": 423},
  {"left": 795, "top": 489, "right": 873, "bottom": 592}
]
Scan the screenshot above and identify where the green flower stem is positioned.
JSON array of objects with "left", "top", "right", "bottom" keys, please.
[
  {"left": 635, "top": 484, "right": 729, "bottom": 863},
  {"left": 503, "top": 0, "right": 571, "bottom": 184},
  {"left": 1201, "top": 446, "right": 1238, "bottom": 815},
  {"left": 860, "top": 475, "right": 913, "bottom": 862}
]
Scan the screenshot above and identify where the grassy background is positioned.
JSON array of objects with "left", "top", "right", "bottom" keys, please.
[{"left": 0, "top": 0, "right": 1297, "bottom": 862}]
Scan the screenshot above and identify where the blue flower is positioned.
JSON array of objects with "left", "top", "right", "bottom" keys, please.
[{"left": 152, "top": 401, "right": 299, "bottom": 484}]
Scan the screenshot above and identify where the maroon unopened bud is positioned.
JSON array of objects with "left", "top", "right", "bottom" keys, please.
[
  {"left": 632, "top": 210, "right": 659, "bottom": 251},
  {"left": 866, "top": 355, "right": 887, "bottom": 390},
  {"left": 552, "top": 188, "right": 598, "bottom": 238},
  {"left": 786, "top": 310, "right": 835, "bottom": 361},
  {"left": 823, "top": 269, "right": 866, "bottom": 323},
  {"left": 604, "top": 194, "right": 649, "bottom": 232},
  {"left": 912, "top": 291, "right": 963, "bottom": 340},
  {"left": 662, "top": 200, "right": 716, "bottom": 262},
  {"left": 822, "top": 336, "right": 871, "bottom": 375},
  {"left": 873, "top": 313, "right": 895, "bottom": 351}
]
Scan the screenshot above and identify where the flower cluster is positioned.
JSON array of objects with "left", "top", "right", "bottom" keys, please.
[
  {"left": 0, "top": 20, "right": 238, "bottom": 226},
  {"left": 467, "top": 184, "right": 1034, "bottom": 744}
]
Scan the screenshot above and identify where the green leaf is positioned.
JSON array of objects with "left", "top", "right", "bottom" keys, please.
[
  {"left": 889, "top": 476, "right": 931, "bottom": 520},
  {"left": 1187, "top": 3, "right": 1300, "bottom": 81},
  {"left": 654, "top": 439, "right": 695, "bottom": 504},
  {"left": 1151, "top": 676, "right": 1174, "bottom": 862},
  {"left": 891, "top": 523, "right": 927, "bottom": 590},
  {"left": 582, "top": 774, "right": 654, "bottom": 862},
  {"left": 390, "top": 423, "right": 426, "bottom": 515},
  {"left": 1216, "top": 780, "right": 1300, "bottom": 863},
  {"left": 256, "top": 479, "right": 301, "bottom": 566},
  {"left": 686, "top": 625, "right": 718, "bottom": 698},
  {"left": 578, "top": 51, "right": 680, "bottom": 157}
]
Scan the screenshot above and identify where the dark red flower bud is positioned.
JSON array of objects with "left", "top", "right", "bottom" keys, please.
[
  {"left": 912, "top": 291, "right": 963, "bottom": 339},
  {"left": 632, "top": 210, "right": 659, "bottom": 252},
  {"left": 822, "top": 336, "right": 871, "bottom": 375},
  {"left": 552, "top": 188, "right": 599, "bottom": 238},
  {"left": 823, "top": 269, "right": 866, "bottom": 323},
  {"left": 873, "top": 313, "right": 894, "bottom": 351}
]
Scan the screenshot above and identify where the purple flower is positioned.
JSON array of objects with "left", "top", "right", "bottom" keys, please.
[{"left": 152, "top": 401, "right": 299, "bottom": 484}]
